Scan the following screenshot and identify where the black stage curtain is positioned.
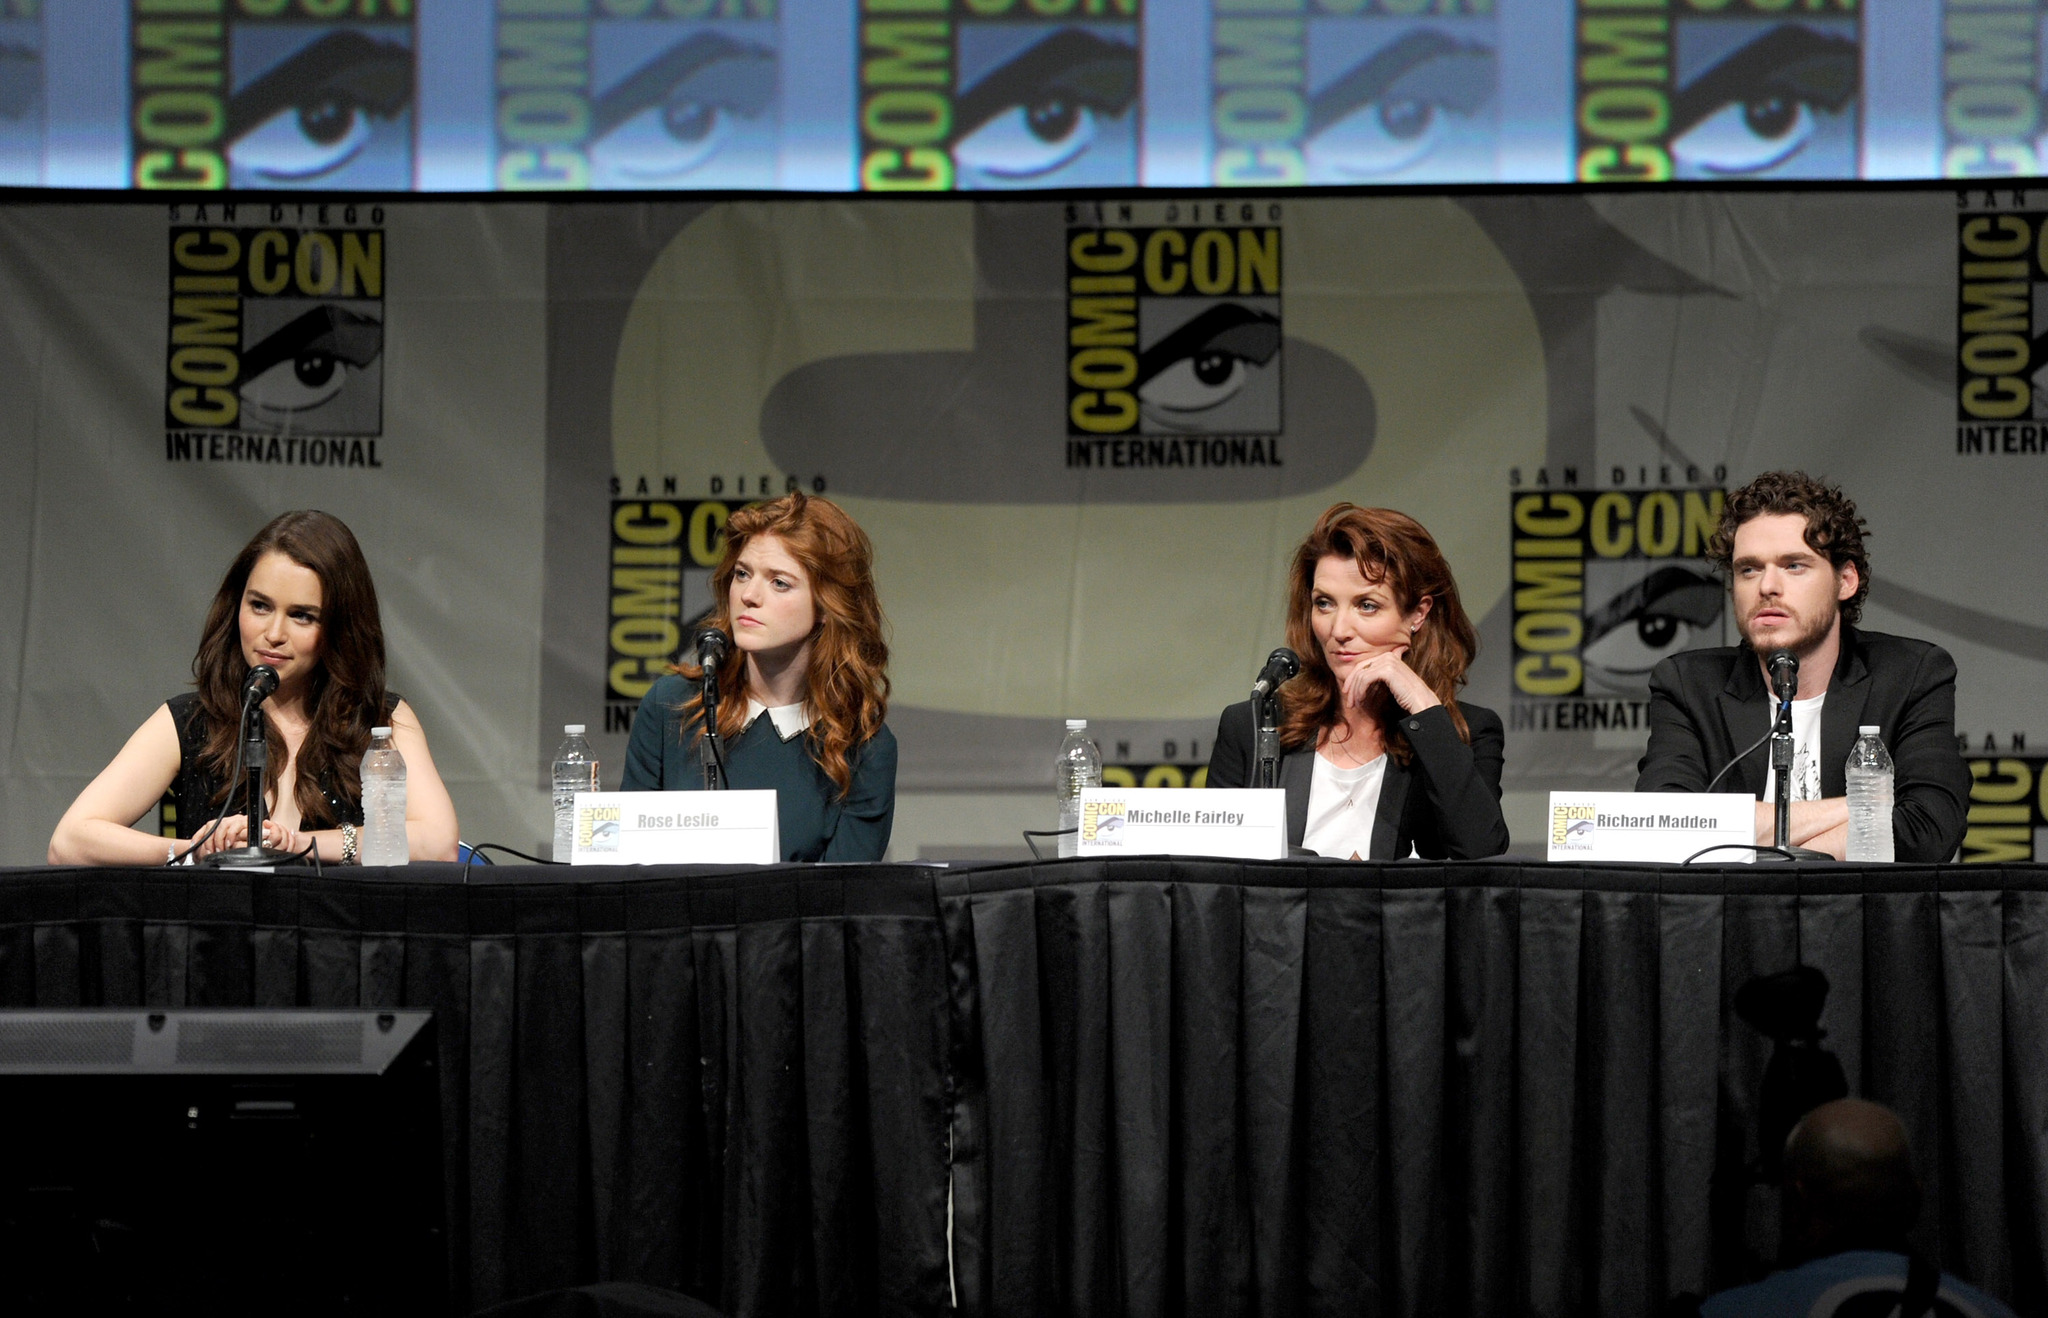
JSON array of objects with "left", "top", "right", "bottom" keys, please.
[
  {"left": 937, "top": 858, "right": 2048, "bottom": 1318},
  {"left": 0, "top": 864, "right": 954, "bottom": 1317},
  {"left": 5, "top": 859, "right": 2048, "bottom": 1318}
]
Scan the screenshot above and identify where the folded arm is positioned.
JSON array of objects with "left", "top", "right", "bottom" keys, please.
[{"left": 1886, "top": 646, "right": 1970, "bottom": 862}]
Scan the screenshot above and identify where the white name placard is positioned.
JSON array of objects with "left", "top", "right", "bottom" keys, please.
[
  {"left": 1546, "top": 791, "right": 1756, "bottom": 864},
  {"left": 570, "top": 790, "right": 780, "bottom": 865},
  {"left": 1075, "top": 787, "right": 1287, "bottom": 860}
]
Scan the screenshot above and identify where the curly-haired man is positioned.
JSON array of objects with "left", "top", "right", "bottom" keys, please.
[{"left": 1635, "top": 472, "right": 1968, "bottom": 861}]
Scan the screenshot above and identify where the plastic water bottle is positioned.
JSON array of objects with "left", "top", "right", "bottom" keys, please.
[
  {"left": 1846, "top": 725, "right": 1895, "bottom": 863},
  {"left": 359, "top": 727, "right": 408, "bottom": 867},
  {"left": 1055, "top": 719, "right": 1102, "bottom": 858},
  {"left": 552, "top": 724, "right": 599, "bottom": 862}
]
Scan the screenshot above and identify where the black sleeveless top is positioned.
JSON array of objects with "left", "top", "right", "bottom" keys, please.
[{"left": 164, "top": 690, "right": 399, "bottom": 839}]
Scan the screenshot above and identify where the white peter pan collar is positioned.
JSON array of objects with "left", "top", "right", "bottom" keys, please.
[{"left": 744, "top": 698, "right": 812, "bottom": 741}]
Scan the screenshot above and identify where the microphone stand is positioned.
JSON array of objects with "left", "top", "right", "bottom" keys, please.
[
  {"left": 1252, "top": 691, "right": 1282, "bottom": 790},
  {"left": 206, "top": 693, "right": 294, "bottom": 868},
  {"left": 1768, "top": 684, "right": 1831, "bottom": 864},
  {"left": 698, "top": 655, "right": 729, "bottom": 791}
]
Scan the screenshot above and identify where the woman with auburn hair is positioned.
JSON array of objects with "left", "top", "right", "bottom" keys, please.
[
  {"left": 1206, "top": 503, "right": 1509, "bottom": 860},
  {"left": 621, "top": 491, "right": 897, "bottom": 863},
  {"left": 49, "top": 511, "right": 460, "bottom": 865}
]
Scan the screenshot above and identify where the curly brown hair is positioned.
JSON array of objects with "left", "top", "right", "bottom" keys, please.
[
  {"left": 672, "top": 492, "right": 890, "bottom": 798},
  {"left": 1277, "top": 504, "right": 1477, "bottom": 763},
  {"left": 1705, "top": 471, "right": 1871, "bottom": 626}
]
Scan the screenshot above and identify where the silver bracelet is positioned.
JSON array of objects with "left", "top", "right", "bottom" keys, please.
[
  {"left": 167, "top": 842, "right": 177, "bottom": 865},
  {"left": 340, "top": 822, "right": 359, "bottom": 865}
]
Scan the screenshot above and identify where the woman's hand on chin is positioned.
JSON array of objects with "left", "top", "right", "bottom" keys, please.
[{"left": 1341, "top": 647, "right": 1442, "bottom": 715}]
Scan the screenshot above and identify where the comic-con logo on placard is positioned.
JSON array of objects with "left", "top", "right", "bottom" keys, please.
[
  {"left": 1955, "top": 205, "right": 2048, "bottom": 449},
  {"left": 579, "top": 802, "right": 622, "bottom": 852},
  {"left": 163, "top": 204, "right": 386, "bottom": 467},
  {"left": 857, "top": 0, "right": 1139, "bottom": 191},
  {"left": 1509, "top": 478, "right": 1730, "bottom": 734},
  {"left": 130, "top": 0, "right": 415, "bottom": 191},
  {"left": 1080, "top": 797, "right": 1125, "bottom": 846},
  {"left": 1551, "top": 801, "right": 1596, "bottom": 852},
  {"left": 1211, "top": 0, "right": 1496, "bottom": 186},
  {"left": 1064, "top": 201, "right": 1283, "bottom": 470},
  {"left": 496, "top": 0, "right": 779, "bottom": 191},
  {"left": 1963, "top": 755, "right": 2048, "bottom": 863},
  {"left": 1573, "top": 0, "right": 1858, "bottom": 184}
]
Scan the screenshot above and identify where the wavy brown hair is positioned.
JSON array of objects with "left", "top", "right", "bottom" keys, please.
[
  {"left": 1706, "top": 470, "right": 1871, "bottom": 626},
  {"left": 1277, "top": 504, "right": 1477, "bottom": 763},
  {"left": 192, "top": 511, "right": 387, "bottom": 824},
  {"left": 674, "top": 492, "right": 890, "bottom": 797}
]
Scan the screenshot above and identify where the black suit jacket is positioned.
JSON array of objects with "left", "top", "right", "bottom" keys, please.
[
  {"left": 1634, "top": 625, "right": 1970, "bottom": 862},
  {"left": 1207, "top": 700, "right": 1509, "bottom": 860}
]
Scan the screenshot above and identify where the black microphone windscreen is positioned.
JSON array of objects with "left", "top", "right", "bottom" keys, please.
[
  {"left": 1766, "top": 648, "right": 1797, "bottom": 701},
  {"left": 244, "top": 664, "right": 279, "bottom": 700},
  {"left": 1251, "top": 647, "right": 1301, "bottom": 697},
  {"left": 694, "top": 627, "right": 733, "bottom": 665}
]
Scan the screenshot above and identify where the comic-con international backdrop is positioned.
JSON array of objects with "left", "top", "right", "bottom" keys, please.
[
  {"left": 6, "top": 1, "right": 2048, "bottom": 189},
  {"left": 1, "top": 189, "right": 2045, "bottom": 865}
]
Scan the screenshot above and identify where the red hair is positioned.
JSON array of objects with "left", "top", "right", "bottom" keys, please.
[
  {"left": 674, "top": 492, "right": 890, "bottom": 796},
  {"left": 1278, "top": 503, "right": 1477, "bottom": 763}
]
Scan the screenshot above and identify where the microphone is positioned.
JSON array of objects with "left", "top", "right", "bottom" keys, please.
[
  {"left": 1767, "top": 648, "right": 1797, "bottom": 702},
  {"left": 693, "top": 626, "right": 733, "bottom": 670},
  {"left": 242, "top": 664, "right": 279, "bottom": 702},
  {"left": 1250, "top": 648, "right": 1301, "bottom": 700}
]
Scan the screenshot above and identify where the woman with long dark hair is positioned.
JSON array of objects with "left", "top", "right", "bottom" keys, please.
[
  {"left": 621, "top": 491, "right": 897, "bottom": 862},
  {"left": 48, "top": 511, "right": 459, "bottom": 865},
  {"left": 1207, "top": 503, "right": 1509, "bottom": 860}
]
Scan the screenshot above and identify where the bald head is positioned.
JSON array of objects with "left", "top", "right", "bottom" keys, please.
[{"left": 1781, "top": 1098, "right": 1919, "bottom": 1259}]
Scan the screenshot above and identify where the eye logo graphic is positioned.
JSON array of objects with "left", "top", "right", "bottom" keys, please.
[
  {"left": 163, "top": 214, "right": 387, "bottom": 466},
  {"left": 131, "top": 4, "right": 416, "bottom": 191},
  {"left": 857, "top": 2, "right": 1138, "bottom": 193},
  {"left": 1065, "top": 219, "right": 1283, "bottom": 443},
  {"left": 498, "top": 5, "right": 781, "bottom": 191},
  {"left": 1211, "top": 4, "right": 1495, "bottom": 186},
  {"left": 1509, "top": 486, "right": 1729, "bottom": 732},
  {"left": 1575, "top": 4, "right": 1859, "bottom": 183},
  {"left": 955, "top": 24, "right": 1138, "bottom": 189}
]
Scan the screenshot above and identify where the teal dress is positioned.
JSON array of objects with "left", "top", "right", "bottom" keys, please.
[{"left": 619, "top": 674, "right": 897, "bottom": 863}]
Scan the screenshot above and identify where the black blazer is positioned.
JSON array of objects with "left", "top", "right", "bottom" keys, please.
[
  {"left": 1207, "top": 699, "right": 1509, "bottom": 860},
  {"left": 1634, "top": 625, "right": 1970, "bottom": 863}
]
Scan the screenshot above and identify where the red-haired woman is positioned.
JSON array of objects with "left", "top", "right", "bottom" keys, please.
[
  {"left": 49, "top": 511, "right": 460, "bottom": 865},
  {"left": 621, "top": 492, "right": 896, "bottom": 862},
  {"left": 1207, "top": 503, "right": 1509, "bottom": 860}
]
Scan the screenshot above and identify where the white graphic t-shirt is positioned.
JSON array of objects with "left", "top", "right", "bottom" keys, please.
[{"left": 1761, "top": 692, "right": 1826, "bottom": 803}]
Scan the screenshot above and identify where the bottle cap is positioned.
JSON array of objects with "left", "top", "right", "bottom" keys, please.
[
  {"left": 371, "top": 726, "right": 392, "bottom": 737},
  {"left": 565, "top": 724, "right": 585, "bottom": 735},
  {"left": 1858, "top": 725, "right": 1880, "bottom": 735},
  {"left": 1066, "top": 718, "right": 1087, "bottom": 730}
]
